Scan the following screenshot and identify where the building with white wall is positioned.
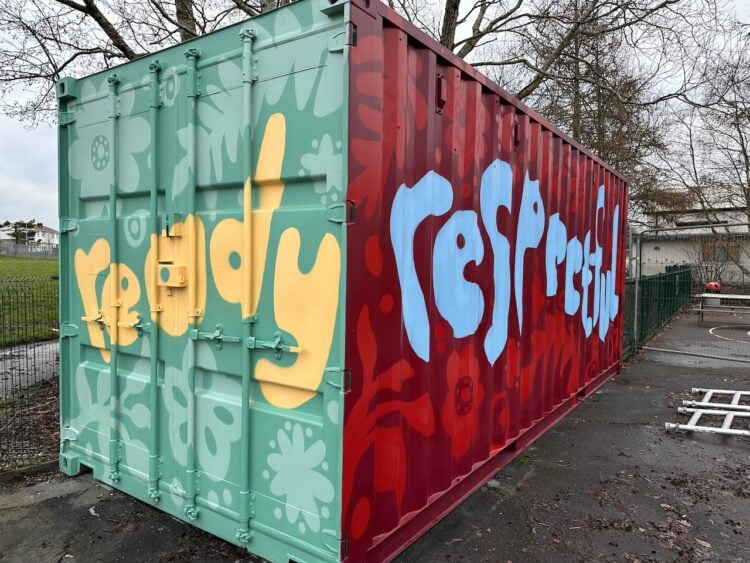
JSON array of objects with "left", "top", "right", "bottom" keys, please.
[
  {"left": 32, "top": 223, "right": 59, "bottom": 246},
  {"left": 635, "top": 198, "right": 750, "bottom": 287}
]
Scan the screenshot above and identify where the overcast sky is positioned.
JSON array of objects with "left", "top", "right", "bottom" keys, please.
[{"left": 0, "top": 0, "right": 748, "bottom": 231}]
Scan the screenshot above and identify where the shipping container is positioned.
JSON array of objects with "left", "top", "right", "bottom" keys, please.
[{"left": 57, "top": 0, "right": 627, "bottom": 560}]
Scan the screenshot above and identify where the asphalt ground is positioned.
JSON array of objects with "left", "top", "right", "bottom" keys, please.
[{"left": 1, "top": 313, "right": 748, "bottom": 562}]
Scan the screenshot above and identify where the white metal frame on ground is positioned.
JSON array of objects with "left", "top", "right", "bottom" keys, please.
[{"left": 665, "top": 388, "right": 750, "bottom": 437}]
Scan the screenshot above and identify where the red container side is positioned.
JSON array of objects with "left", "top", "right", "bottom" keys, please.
[{"left": 343, "top": 1, "right": 628, "bottom": 560}]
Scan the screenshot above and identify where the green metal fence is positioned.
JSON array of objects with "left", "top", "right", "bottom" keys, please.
[
  {"left": 622, "top": 279, "right": 636, "bottom": 359},
  {"left": 0, "top": 276, "right": 59, "bottom": 469},
  {"left": 623, "top": 267, "right": 692, "bottom": 360}
]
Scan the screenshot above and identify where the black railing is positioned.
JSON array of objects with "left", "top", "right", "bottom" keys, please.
[
  {"left": 622, "top": 268, "right": 693, "bottom": 360},
  {"left": 0, "top": 276, "right": 59, "bottom": 470}
]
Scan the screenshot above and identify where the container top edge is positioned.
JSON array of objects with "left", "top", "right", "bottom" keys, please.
[
  {"left": 357, "top": 0, "right": 630, "bottom": 185},
  {"left": 57, "top": 0, "right": 349, "bottom": 86}
]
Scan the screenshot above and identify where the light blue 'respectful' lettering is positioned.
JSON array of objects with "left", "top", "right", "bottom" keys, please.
[
  {"left": 545, "top": 213, "right": 567, "bottom": 297},
  {"left": 434, "top": 210, "right": 485, "bottom": 338},
  {"left": 565, "top": 237, "right": 582, "bottom": 315},
  {"left": 390, "top": 171, "right": 453, "bottom": 361},
  {"left": 581, "top": 232, "right": 593, "bottom": 337},
  {"left": 598, "top": 204, "right": 621, "bottom": 340},
  {"left": 514, "top": 174, "right": 545, "bottom": 331},
  {"left": 591, "top": 186, "right": 605, "bottom": 329},
  {"left": 480, "top": 159, "right": 513, "bottom": 365}
]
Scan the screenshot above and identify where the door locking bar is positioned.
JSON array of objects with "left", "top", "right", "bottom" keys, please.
[
  {"left": 81, "top": 310, "right": 107, "bottom": 330},
  {"left": 189, "top": 323, "right": 240, "bottom": 350},
  {"left": 116, "top": 314, "right": 150, "bottom": 337},
  {"left": 245, "top": 331, "right": 301, "bottom": 359}
]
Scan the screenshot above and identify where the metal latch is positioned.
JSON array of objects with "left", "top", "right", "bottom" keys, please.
[
  {"left": 81, "top": 310, "right": 107, "bottom": 330},
  {"left": 117, "top": 314, "right": 149, "bottom": 337},
  {"left": 245, "top": 331, "right": 301, "bottom": 359},
  {"left": 190, "top": 324, "right": 240, "bottom": 350}
]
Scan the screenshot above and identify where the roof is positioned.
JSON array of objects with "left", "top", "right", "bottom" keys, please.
[
  {"left": 648, "top": 206, "right": 746, "bottom": 216},
  {"left": 641, "top": 231, "right": 750, "bottom": 242},
  {"left": 34, "top": 225, "right": 58, "bottom": 234}
]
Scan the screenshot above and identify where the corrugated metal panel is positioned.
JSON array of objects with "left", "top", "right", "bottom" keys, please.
[
  {"left": 343, "top": 0, "right": 628, "bottom": 559},
  {"left": 58, "top": 0, "right": 628, "bottom": 560},
  {"left": 58, "top": 2, "right": 349, "bottom": 562}
]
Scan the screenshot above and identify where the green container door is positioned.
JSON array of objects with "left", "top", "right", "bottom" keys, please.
[{"left": 58, "top": 2, "right": 349, "bottom": 561}]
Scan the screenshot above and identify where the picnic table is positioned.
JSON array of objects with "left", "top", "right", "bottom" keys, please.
[{"left": 695, "top": 293, "right": 750, "bottom": 322}]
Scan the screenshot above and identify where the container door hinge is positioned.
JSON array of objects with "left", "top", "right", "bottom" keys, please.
[
  {"left": 184, "top": 471, "right": 201, "bottom": 520},
  {"left": 322, "top": 530, "right": 348, "bottom": 556},
  {"left": 148, "top": 456, "right": 163, "bottom": 501},
  {"left": 61, "top": 426, "right": 79, "bottom": 442},
  {"left": 320, "top": 0, "right": 347, "bottom": 16},
  {"left": 190, "top": 324, "right": 240, "bottom": 350},
  {"left": 327, "top": 200, "right": 355, "bottom": 224},
  {"left": 58, "top": 111, "right": 76, "bottom": 126},
  {"left": 60, "top": 217, "right": 79, "bottom": 233},
  {"left": 235, "top": 492, "right": 257, "bottom": 543},
  {"left": 328, "top": 22, "right": 357, "bottom": 51},
  {"left": 324, "top": 367, "right": 351, "bottom": 393},
  {"left": 246, "top": 332, "right": 300, "bottom": 359},
  {"left": 60, "top": 322, "right": 79, "bottom": 338}
]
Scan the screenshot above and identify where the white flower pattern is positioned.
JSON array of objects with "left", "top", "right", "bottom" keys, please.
[
  {"left": 172, "top": 60, "right": 242, "bottom": 199},
  {"left": 162, "top": 342, "right": 241, "bottom": 480},
  {"left": 266, "top": 422, "right": 334, "bottom": 533},
  {"left": 68, "top": 82, "right": 150, "bottom": 197},
  {"left": 300, "top": 135, "right": 343, "bottom": 205}
]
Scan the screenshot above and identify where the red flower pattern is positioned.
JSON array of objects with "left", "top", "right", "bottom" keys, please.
[{"left": 441, "top": 345, "right": 485, "bottom": 459}]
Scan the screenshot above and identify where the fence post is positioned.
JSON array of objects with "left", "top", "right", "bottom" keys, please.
[{"left": 633, "top": 233, "right": 641, "bottom": 349}]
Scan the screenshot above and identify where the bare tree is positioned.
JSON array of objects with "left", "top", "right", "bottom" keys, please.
[
  {"left": 0, "top": 0, "right": 739, "bottom": 125},
  {"left": 0, "top": 0, "right": 266, "bottom": 123},
  {"left": 658, "top": 30, "right": 750, "bottom": 225},
  {"left": 431, "top": 0, "right": 733, "bottom": 107},
  {"left": 0, "top": 0, "right": 743, "bottom": 238}
]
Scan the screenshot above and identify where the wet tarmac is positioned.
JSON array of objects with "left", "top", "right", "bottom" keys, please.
[{"left": 1, "top": 315, "right": 748, "bottom": 562}]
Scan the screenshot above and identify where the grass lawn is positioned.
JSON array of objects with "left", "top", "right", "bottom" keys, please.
[
  {"left": 0, "top": 258, "right": 59, "bottom": 347},
  {"left": 0, "top": 257, "right": 58, "bottom": 278}
]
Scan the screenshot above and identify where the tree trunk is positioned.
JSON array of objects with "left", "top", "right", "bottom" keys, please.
[
  {"left": 571, "top": 0, "right": 582, "bottom": 140},
  {"left": 440, "top": 0, "right": 461, "bottom": 50},
  {"left": 175, "top": 0, "right": 197, "bottom": 41}
]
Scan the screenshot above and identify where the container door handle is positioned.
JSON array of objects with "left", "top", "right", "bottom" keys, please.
[
  {"left": 189, "top": 323, "right": 240, "bottom": 350},
  {"left": 245, "top": 331, "right": 301, "bottom": 359},
  {"left": 81, "top": 310, "right": 107, "bottom": 330},
  {"left": 116, "top": 314, "right": 149, "bottom": 337}
]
